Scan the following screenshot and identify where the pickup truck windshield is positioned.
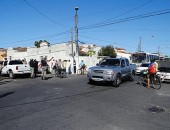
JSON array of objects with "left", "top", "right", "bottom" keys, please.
[
  {"left": 140, "top": 63, "right": 149, "bottom": 67},
  {"left": 100, "top": 59, "right": 120, "bottom": 66}
]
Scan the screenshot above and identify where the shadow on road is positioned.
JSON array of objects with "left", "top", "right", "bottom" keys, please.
[
  {"left": 0, "top": 87, "right": 113, "bottom": 109},
  {"left": 0, "top": 92, "right": 14, "bottom": 98}
]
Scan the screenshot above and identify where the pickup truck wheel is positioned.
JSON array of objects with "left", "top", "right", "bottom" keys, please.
[
  {"left": 9, "top": 71, "right": 15, "bottom": 79},
  {"left": 89, "top": 79, "right": 95, "bottom": 85},
  {"left": 113, "top": 76, "right": 121, "bottom": 87},
  {"left": 130, "top": 71, "right": 135, "bottom": 81}
]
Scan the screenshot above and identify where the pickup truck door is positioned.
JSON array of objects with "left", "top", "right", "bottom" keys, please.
[
  {"left": 125, "top": 59, "right": 131, "bottom": 75},
  {"left": 121, "top": 59, "right": 127, "bottom": 77}
]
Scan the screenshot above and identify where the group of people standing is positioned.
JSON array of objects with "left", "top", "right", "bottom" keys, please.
[
  {"left": 28, "top": 57, "right": 86, "bottom": 80},
  {"left": 51, "top": 59, "right": 72, "bottom": 78}
]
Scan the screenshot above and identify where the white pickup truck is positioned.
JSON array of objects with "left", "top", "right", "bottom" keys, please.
[
  {"left": 87, "top": 58, "right": 136, "bottom": 87},
  {"left": 1, "top": 60, "right": 31, "bottom": 79}
]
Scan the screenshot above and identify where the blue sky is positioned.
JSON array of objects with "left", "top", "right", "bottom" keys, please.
[{"left": 1, "top": 0, "right": 170, "bottom": 56}]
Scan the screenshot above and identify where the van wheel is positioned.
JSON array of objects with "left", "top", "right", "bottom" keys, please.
[
  {"left": 9, "top": 71, "right": 15, "bottom": 79},
  {"left": 113, "top": 76, "right": 121, "bottom": 87}
]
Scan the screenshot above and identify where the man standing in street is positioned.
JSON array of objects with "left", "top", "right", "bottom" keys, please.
[
  {"left": 34, "top": 59, "right": 38, "bottom": 78},
  {"left": 40, "top": 58, "right": 48, "bottom": 80},
  {"left": 51, "top": 59, "right": 57, "bottom": 77},
  {"left": 29, "top": 59, "right": 35, "bottom": 78},
  {"left": 79, "top": 60, "right": 85, "bottom": 75},
  {"left": 73, "top": 60, "right": 76, "bottom": 74},
  {"left": 57, "top": 59, "right": 63, "bottom": 78}
]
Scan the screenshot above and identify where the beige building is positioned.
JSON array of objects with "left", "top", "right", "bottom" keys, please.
[
  {"left": 0, "top": 48, "right": 7, "bottom": 61},
  {"left": 115, "top": 48, "right": 132, "bottom": 62}
]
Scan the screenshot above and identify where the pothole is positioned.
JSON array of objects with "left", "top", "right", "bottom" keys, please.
[{"left": 146, "top": 105, "right": 165, "bottom": 113}]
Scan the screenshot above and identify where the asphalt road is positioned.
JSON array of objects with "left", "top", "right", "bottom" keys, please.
[{"left": 0, "top": 75, "right": 170, "bottom": 130}]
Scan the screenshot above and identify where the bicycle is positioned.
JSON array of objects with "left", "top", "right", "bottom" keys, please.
[
  {"left": 138, "top": 69, "right": 161, "bottom": 90},
  {"left": 55, "top": 68, "right": 67, "bottom": 78}
]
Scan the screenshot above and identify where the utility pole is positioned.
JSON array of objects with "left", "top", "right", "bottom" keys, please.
[
  {"left": 75, "top": 7, "right": 79, "bottom": 73},
  {"left": 138, "top": 37, "right": 142, "bottom": 52},
  {"left": 71, "top": 28, "right": 74, "bottom": 57},
  {"left": 158, "top": 44, "right": 160, "bottom": 55},
  {"left": 71, "top": 28, "right": 74, "bottom": 73}
]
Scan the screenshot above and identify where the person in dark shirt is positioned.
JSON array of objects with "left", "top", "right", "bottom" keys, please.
[
  {"left": 29, "top": 59, "right": 35, "bottom": 78},
  {"left": 73, "top": 60, "right": 76, "bottom": 74},
  {"left": 34, "top": 59, "right": 38, "bottom": 78},
  {"left": 41, "top": 58, "right": 48, "bottom": 80}
]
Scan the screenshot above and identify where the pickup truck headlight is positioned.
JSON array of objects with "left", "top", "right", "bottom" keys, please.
[{"left": 105, "top": 70, "right": 113, "bottom": 75}]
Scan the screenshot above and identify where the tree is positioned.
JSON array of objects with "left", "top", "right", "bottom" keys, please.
[
  {"left": 34, "top": 40, "right": 50, "bottom": 48},
  {"left": 34, "top": 41, "right": 40, "bottom": 48},
  {"left": 87, "top": 50, "right": 96, "bottom": 56},
  {"left": 98, "top": 45, "right": 117, "bottom": 58},
  {"left": 79, "top": 45, "right": 96, "bottom": 56}
]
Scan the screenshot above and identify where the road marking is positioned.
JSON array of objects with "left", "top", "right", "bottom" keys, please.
[{"left": 157, "top": 92, "right": 170, "bottom": 97}]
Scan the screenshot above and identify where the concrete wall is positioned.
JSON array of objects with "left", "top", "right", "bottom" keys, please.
[
  {"left": 7, "top": 42, "right": 100, "bottom": 73},
  {"left": 7, "top": 43, "right": 136, "bottom": 73},
  {"left": 7, "top": 48, "right": 28, "bottom": 61}
]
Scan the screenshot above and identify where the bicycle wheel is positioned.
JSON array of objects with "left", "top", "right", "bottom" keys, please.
[
  {"left": 55, "top": 70, "right": 59, "bottom": 77},
  {"left": 138, "top": 75, "right": 143, "bottom": 85},
  {"left": 138, "top": 73, "right": 146, "bottom": 86},
  {"left": 152, "top": 76, "right": 161, "bottom": 90}
]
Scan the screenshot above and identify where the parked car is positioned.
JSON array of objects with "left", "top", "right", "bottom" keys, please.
[
  {"left": 1, "top": 60, "right": 31, "bottom": 78},
  {"left": 135, "top": 63, "right": 149, "bottom": 75},
  {"left": 156, "top": 60, "right": 170, "bottom": 82},
  {"left": 157, "top": 67, "right": 170, "bottom": 82},
  {"left": 87, "top": 58, "right": 136, "bottom": 87}
]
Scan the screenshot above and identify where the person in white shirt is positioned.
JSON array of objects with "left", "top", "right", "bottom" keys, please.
[
  {"left": 51, "top": 59, "right": 57, "bottom": 76},
  {"left": 66, "top": 60, "right": 71, "bottom": 75}
]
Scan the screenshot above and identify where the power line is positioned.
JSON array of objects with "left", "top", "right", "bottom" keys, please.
[
  {"left": 79, "top": 9, "right": 170, "bottom": 30},
  {"left": 79, "top": 34, "right": 113, "bottom": 44},
  {"left": 23, "top": 0, "right": 69, "bottom": 28},
  {"left": 89, "top": 0, "right": 155, "bottom": 28},
  {"left": 0, "top": 30, "right": 70, "bottom": 45}
]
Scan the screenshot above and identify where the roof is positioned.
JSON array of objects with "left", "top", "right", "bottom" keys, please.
[{"left": 13, "top": 47, "right": 27, "bottom": 52}]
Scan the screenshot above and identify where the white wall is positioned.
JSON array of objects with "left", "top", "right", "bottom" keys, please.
[
  {"left": 7, "top": 42, "right": 100, "bottom": 73},
  {"left": 116, "top": 52, "right": 132, "bottom": 63},
  {"left": 78, "top": 56, "right": 100, "bottom": 70}
]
